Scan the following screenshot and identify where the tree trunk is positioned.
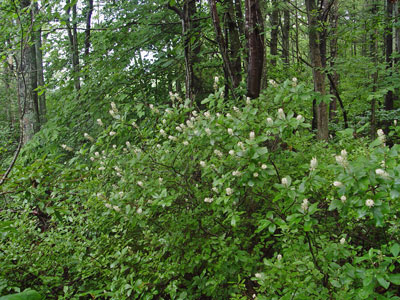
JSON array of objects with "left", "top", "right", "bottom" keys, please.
[
  {"left": 306, "top": 0, "right": 329, "bottom": 140},
  {"left": 66, "top": 1, "right": 81, "bottom": 91},
  {"left": 370, "top": 0, "right": 379, "bottom": 139},
  {"left": 282, "top": 0, "right": 290, "bottom": 65},
  {"left": 384, "top": 0, "right": 394, "bottom": 111},
  {"left": 85, "top": 0, "right": 94, "bottom": 58},
  {"left": 270, "top": 0, "right": 279, "bottom": 67},
  {"left": 33, "top": 2, "right": 46, "bottom": 124},
  {"left": 329, "top": 0, "right": 339, "bottom": 122},
  {"left": 245, "top": 0, "right": 264, "bottom": 98}
]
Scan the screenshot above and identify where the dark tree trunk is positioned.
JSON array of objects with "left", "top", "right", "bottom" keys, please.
[
  {"left": 282, "top": 0, "right": 290, "bottom": 65},
  {"left": 66, "top": 1, "right": 81, "bottom": 91},
  {"left": 385, "top": 0, "right": 394, "bottom": 111},
  {"left": 370, "top": 0, "right": 379, "bottom": 139},
  {"left": 85, "top": 0, "right": 94, "bottom": 58},
  {"left": 329, "top": 0, "right": 339, "bottom": 122},
  {"left": 245, "top": 0, "right": 264, "bottom": 98},
  {"left": 270, "top": 0, "right": 279, "bottom": 66},
  {"left": 306, "top": 0, "right": 328, "bottom": 140}
]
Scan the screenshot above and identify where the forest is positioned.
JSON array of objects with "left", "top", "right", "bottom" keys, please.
[{"left": 0, "top": 0, "right": 400, "bottom": 299}]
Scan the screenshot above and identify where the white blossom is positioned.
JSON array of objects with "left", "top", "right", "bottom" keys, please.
[
  {"left": 301, "top": 198, "right": 309, "bottom": 212},
  {"left": 375, "top": 168, "right": 389, "bottom": 178},
  {"left": 226, "top": 187, "right": 233, "bottom": 196},
  {"left": 229, "top": 150, "right": 235, "bottom": 156},
  {"left": 205, "top": 128, "right": 211, "bottom": 136},
  {"left": 95, "top": 151, "right": 100, "bottom": 157},
  {"left": 97, "top": 119, "right": 103, "bottom": 126},
  {"left": 333, "top": 181, "right": 343, "bottom": 187},
  {"left": 183, "top": 141, "right": 189, "bottom": 146},
  {"left": 204, "top": 111, "right": 211, "bottom": 118},
  {"left": 61, "top": 144, "right": 73, "bottom": 152},
  {"left": 292, "top": 77, "right": 298, "bottom": 86},
  {"left": 109, "top": 131, "right": 116, "bottom": 136},
  {"left": 233, "top": 106, "right": 239, "bottom": 112},
  {"left": 90, "top": 157, "right": 95, "bottom": 161},
  {"left": 84, "top": 133, "right": 94, "bottom": 142},
  {"left": 246, "top": 97, "right": 251, "bottom": 105},
  {"left": 341, "top": 149, "right": 348, "bottom": 157},
  {"left": 227, "top": 128, "right": 234, "bottom": 135},
  {"left": 277, "top": 254, "right": 282, "bottom": 261},
  {"left": 340, "top": 238, "right": 346, "bottom": 245},
  {"left": 176, "top": 126, "right": 182, "bottom": 132},
  {"left": 156, "top": 144, "right": 161, "bottom": 149},
  {"left": 111, "top": 102, "right": 118, "bottom": 113},
  {"left": 232, "top": 170, "right": 241, "bottom": 176},
  {"left": 377, "top": 129, "right": 384, "bottom": 137},
  {"left": 159, "top": 177, "right": 163, "bottom": 183},
  {"left": 105, "top": 203, "right": 112, "bottom": 209},
  {"left": 253, "top": 172, "right": 259, "bottom": 178},
  {"left": 340, "top": 195, "right": 347, "bottom": 203},
  {"left": 267, "top": 117, "right": 274, "bottom": 125},
  {"left": 281, "top": 177, "right": 289, "bottom": 187},
  {"left": 204, "top": 197, "right": 214, "bottom": 203},
  {"left": 137, "top": 207, "right": 143, "bottom": 214},
  {"left": 118, "top": 191, "right": 124, "bottom": 197},
  {"left": 394, "top": 120, "right": 398, "bottom": 126},
  {"left": 200, "top": 161, "right": 206, "bottom": 167},
  {"left": 98, "top": 167, "right": 105, "bottom": 171},
  {"left": 296, "top": 115, "right": 303, "bottom": 121},
  {"left": 269, "top": 79, "right": 278, "bottom": 87},
  {"left": 277, "top": 108, "right": 285, "bottom": 119},
  {"left": 237, "top": 141, "right": 245, "bottom": 150},
  {"left": 310, "top": 157, "right": 318, "bottom": 171},
  {"left": 226, "top": 113, "right": 231, "bottom": 118},
  {"left": 113, "top": 144, "right": 117, "bottom": 149},
  {"left": 214, "top": 149, "right": 223, "bottom": 157},
  {"left": 366, "top": 199, "right": 374, "bottom": 207},
  {"left": 335, "top": 155, "right": 348, "bottom": 168},
  {"left": 160, "top": 129, "right": 166, "bottom": 136},
  {"left": 249, "top": 131, "right": 255, "bottom": 140},
  {"left": 137, "top": 181, "right": 143, "bottom": 187},
  {"left": 212, "top": 187, "right": 218, "bottom": 193},
  {"left": 255, "top": 273, "right": 262, "bottom": 278},
  {"left": 261, "top": 164, "right": 267, "bottom": 169},
  {"left": 113, "top": 205, "right": 121, "bottom": 212}
]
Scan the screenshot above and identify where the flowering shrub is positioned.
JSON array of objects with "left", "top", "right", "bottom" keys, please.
[{"left": 1, "top": 90, "right": 400, "bottom": 299}]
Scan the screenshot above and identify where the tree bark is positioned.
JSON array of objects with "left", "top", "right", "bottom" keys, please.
[
  {"left": 306, "top": 0, "right": 329, "bottom": 140},
  {"left": 66, "top": 1, "right": 81, "bottom": 91},
  {"left": 384, "top": 0, "right": 394, "bottom": 111},
  {"left": 270, "top": 0, "right": 279, "bottom": 66},
  {"left": 282, "top": 0, "right": 290, "bottom": 65},
  {"left": 329, "top": 0, "right": 339, "bottom": 122},
  {"left": 245, "top": 0, "right": 264, "bottom": 98}
]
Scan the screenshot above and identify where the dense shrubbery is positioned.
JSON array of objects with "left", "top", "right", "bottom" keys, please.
[{"left": 1, "top": 82, "right": 400, "bottom": 299}]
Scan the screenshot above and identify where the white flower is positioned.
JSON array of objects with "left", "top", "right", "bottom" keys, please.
[
  {"left": 183, "top": 141, "right": 189, "bottom": 146},
  {"left": 277, "top": 254, "right": 282, "bottom": 261},
  {"left": 340, "top": 238, "right": 346, "bottom": 245},
  {"left": 186, "top": 120, "right": 194, "bottom": 128},
  {"left": 255, "top": 273, "right": 262, "bottom": 278},
  {"left": 137, "top": 207, "right": 143, "bottom": 214},
  {"left": 114, "top": 166, "right": 122, "bottom": 172},
  {"left": 214, "top": 150, "right": 223, "bottom": 157},
  {"left": 160, "top": 129, "right": 166, "bottom": 136},
  {"left": 132, "top": 121, "right": 138, "bottom": 128},
  {"left": 292, "top": 77, "right": 298, "bottom": 86},
  {"left": 335, "top": 155, "right": 348, "bottom": 167},
  {"left": 113, "top": 144, "right": 117, "bottom": 149},
  {"left": 277, "top": 108, "right": 285, "bottom": 119},
  {"left": 137, "top": 181, "right": 143, "bottom": 187},
  {"left": 216, "top": 113, "right": 221, "bottom": 117},
  {"left": 159, "top": 177, "right": 163, "bottom": 183},
  {"left": 98, "top": 167, "right": 105, "bottom": 171},
  {"left": 204, "top": 111, "right": 211, "bottom": 118},
  {"left": 162, "top": 119, "right": 167, "bottom": 124},
  {"left": 118, "top": 191, "right": 124, "bottom": 197},
  {"left": 394, "top": 120, "right": 398, "bottom": 126},
  {"left": 310, "top": 157, "right": 318, "bottom": 171},
  {"left": 176, "top": 126, "right": 182, "bottom": 132},
  {"left": 253, "top": 172, "right": 259, "bottom": 178},
  {"left": 94, "top": 151, "right": 100, "bottom": 157},
  {"left": 200, "top": 161, "right": 206, "bottom": 167},
  {"left": 301, "top": 198, "right": 309, "bottom": 211},
  {"left": 246, "top": 97, "right": 251, "bottom": 105},
  {"left": 377, "top": 129, "right": 384, "bottom": 137},
  {"left": 233, "top": 106, "right": 239, "bottom": 112},
  {"left": 341, "top": 149, "right": 348, "bottom": 157},
  {"left": 97, "top": 119, "right": 103, "bottom": 126},
  {"left": 156, "top": 144, "right": 161, "bottom": 149},
  {"left": 109, "top": 131, "right": 116, "bottom": 136},
  {"left": 168, "top": 135, "right": 177, "bottom": 141},
  {"left": 111, "top": 102, "right": 118, "bottom": 113},
  {"left": 90, "top": 157, "right": 95, "bottom": 161},
  {"left": 149, "top": 104, "right": 154, "bottom": 110},
  {"left": 214, "top": 76, "right": 219, "bottom": 84},
  {"left": 296, "top": 115, "right": 303, "bottom": 121},
  {"left": 61, "top": 144, "right": 73, "bottom": 152},
  {"left": 232, "top": 170, "right": 241, "bottom": 176},
  {"left": 105, "top": 203, "right": 112, "bottom": 209},
  {"left": 227, "top": 128, "right": 234, "bottom": 135},
  {"left": 269, "top": 79, "right": 278, "bottom": 87},
  {"left": 267, "top": 117, "right": 274, "bottom": 125},
  {"left": 204, "top": 197, "right": 214, "bottom": 203},
  {"left": 226, "top": 188, "right": 233, "bottom": 196},
  {"left": 366, "top": 199, "right": 374, "bottom": 207},
  {"left": 229, "top": 150, "right": 235, "bottom": 156},
  {"left": 237, "top": 141, "right": 245, "bottom": 150},
  {"left": 340, "top": 195, "right": 347, "bottom": 203},
  {"left": 249, "top": 131, "right": 255, "bottom": 140},
  {"left": 281, "top": 177, "right": 289, "bottom": 187},
  {"left": 333, "top": 181, "right": 343, "bottom": 187},
  {"left": 261, "top": 164, "right": 267, "bottom": 169},
  {"left": 84, "top": 133, "right": 94, "bottom": 142},
  {"left": 375, "top": 168, "right": 389, "bottom": 178},
  {"left": 113, "top": 205, "right": 121, "bottom": 212},
  {"left": 212, "top": 187, "right": 218, "bottom": 193},
  {"left": 226, "top": 113, "right": 231, "bottom": 118},
  {"left": 205, "top": 128, "right": 211, "bottom": 136}
]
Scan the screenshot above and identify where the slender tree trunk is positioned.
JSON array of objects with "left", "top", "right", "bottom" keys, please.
[
  {"left": 384, "top": 0, "right": 394, "bottom": 111},
  {"left": 33, "top": 2, "right": 46, "bottom": 124},
  {"left": 270, "top": 0, "right": 279, "bottom": 67},
  {"left": 245, "top": 0, "right": 264, "bottom": 98},
  {"left": 329, "top": 0, "right": 339, "bottom": 122},
  {"left": 66, "top": 1, "right": 81, "bottom": 92},
  {"left": 282, "top": 0, "right": 290, "bottom": 65},
  {"left": 306, "top": 0, "right": 329, "bottom": 140},
  {"left": 85, "top": 0, "right": 94, "bottom": 58},
  {"left": 370, "top": 0, "right": 379, "bottom": 139}
]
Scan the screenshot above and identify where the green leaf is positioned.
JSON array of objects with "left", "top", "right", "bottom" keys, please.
[
  {"left": 390, "top": 243, "right": 400, "bottom": 257},
  {"left": 377, "top": 276, "right": 390, "bottom": 289},
  {"left": 0, "top": 290, "right": 42, "bottom": 300},
  {"left": 388, "top": 273, "right": 400, "bottom": 285}
]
